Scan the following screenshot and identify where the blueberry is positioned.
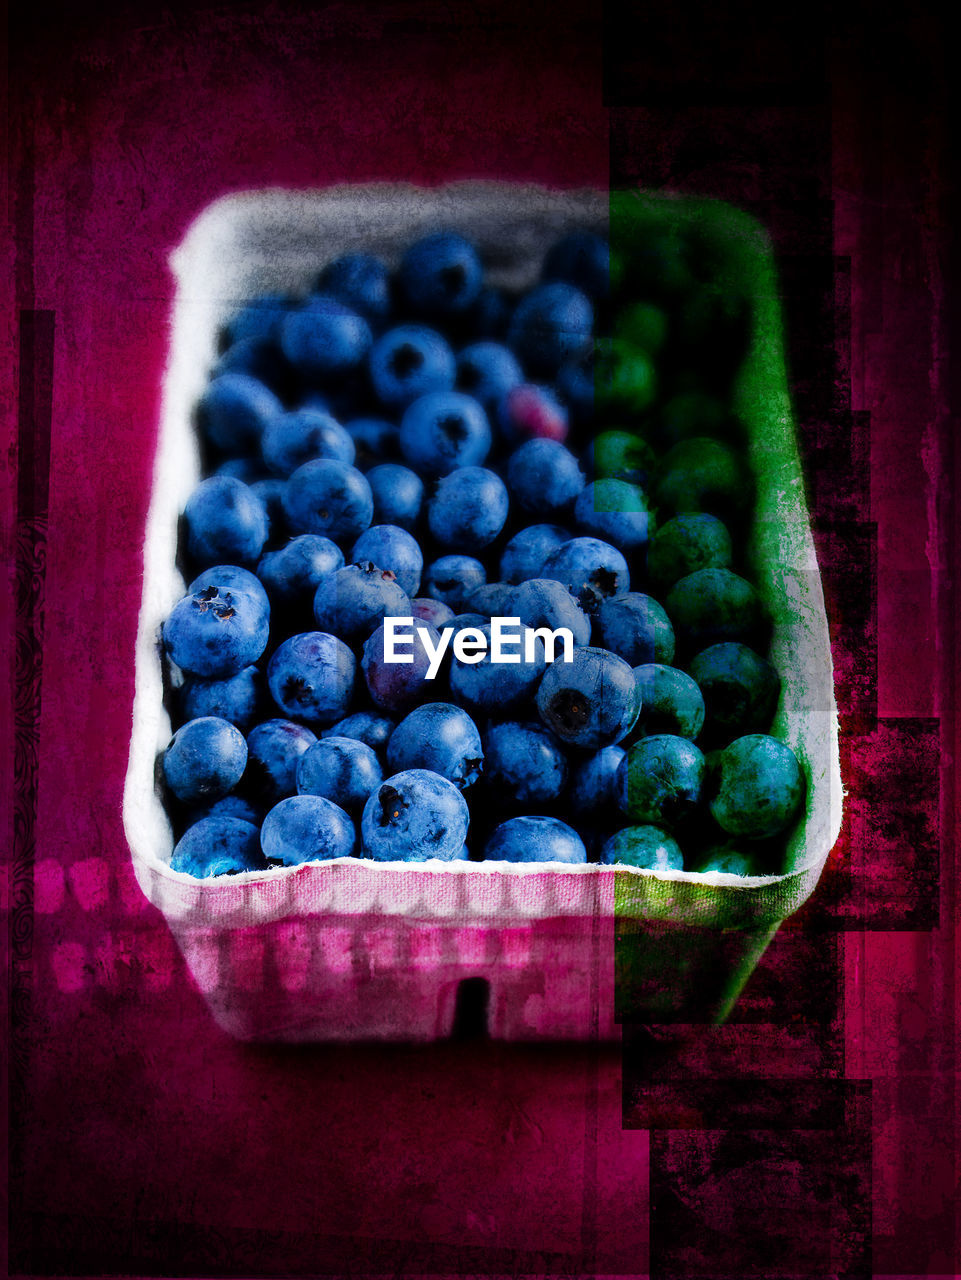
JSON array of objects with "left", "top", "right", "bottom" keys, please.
[
  {"left": 465, "top": 582, "right": 517, "bottom": 617},
  {"left": 688, "top": 643, "right": 780, "bottom": 742},
  {"left": 497, "top": 383, "right": 568, "bottom": 445},
  {"left": 573, "top": 478, "right": 653, "bottom": 554},
  {"left": 482, "top": 721, "right": 567, "bottom": 805},
  {"left": 588, "top": 430, "right": 655, "bottom": 487},
  {"left": 646, "top": 512, "right": 733, "bottom": 590},
  {"left": 555, "top": 356, "right": 594, "bottom": 425},
  {"left": 361, "top": 768, "right": 470, "bottom": 862},
  {"left": 215, "top": 455, "right": 268, "bottom": 484},
  {"left": 313, "top": 562, "right": 411, "bottom": 643},
  {"left": 324, "top": 711, "right": 396, "bottom": 755},
  {"left": 423, "top": 555, "right": 486, "bottom": 611},
  {"left": 541, "top": 230, "right": 610, "bottom": 301},
  {"left": 183, "top": 476, "right": 269, "bottom": 567},
  {"left": 266, "top": 631, "right": 356, "bottom": 725},
  {"left": 296, "top": 734, "right": 382, "bottom": 814},
  {"left": 506, "top": 439, "right": 585, "bottom": 519},
  {"left": 664, "top": 568, "right": 766, "bottom": 654},
  {"left": 593, "top": 338, "right": 657, "bottom": 414},
  {"left": 499, "top": 524, "right": 571, "bottom": 585},
  {"left": 279, "top": 295, "right": 372, "bottom": 381},
  {"left": 535, "top": 645, "right": 638, "bottom": 750},
  {"left": 170, "top": 815, "right": 267, "bottom": 877},
  {"left": 283, "top": 458, "right": 374, "bottom": 542},
  {"left": 695, "top": 847, "right": 756, "bottom": 876},
  {"left": 195, "top": 373, "right": 283, "bottom": 454},
  {"left": 399, "top": 390, "right": 491, "bottom": 477},
  {"left": 617, "top": 735, "right": 705, "bottom": 830},
  {"left": 449, "top": 623, "right": 548, "bottom": 717},
  {"left": 541, "top": 536, "right": 630, "bottom": 611},
  {"left": 249, "top": 478, "right": 289, "bottom": 536},
  {"left": 654, "top": 437, "right": 754, "bottom": 525},
  {"left": 244, "top": 718, "right": 318, "bottom": 805},
  {"left": 190, "top": 793, "right": 265, "bottom": 828},
  {"left": 593, "top": 592, "right": 675, "bottom": 667},
  {"left": 427, "top": 467, "right": 509, "bottom": 550},
  {"left": 387, "top": 703, "right": 483, "bottom": 790},
  {"left": 507, "top": 282, "right": 593, "bottom": 376},
  {"left": 164, "top": 585, "right": 269, "bottom": 679},
  {"left": 708, "top": 734, "right": 805, "bottom": 839},
  {"left": 369, "top": 324, "right": 456, "bottom": 409},
  {"left": 366, "top": 463, "right": 424, "bottom": 531},
  {"left": 455, "top": 341, "right": 523, "bottom": 409},
  {"left": 398, "top": 232, "right": 483, "bottom": 318},
  {"left": 599, "top": 825, "right": 684, "bottom": 870},
  {"left": 188, "top": 564, "right": 270, "bottom": 614},
  {"left": 316, "top": 252, "right": 390, "bottom": 323},
  {"left": 568, "top": 745, "right": 626, "bottom": 816},
  {"left": 261, "top": 794, "right": 356, "bottom": 865},
  {"left": 180, "top": 664, "right": 263, "bottom": 731},
  {"left": 163, "top": 716, "right": 248, "bottom": 804},
  {"left": 261, "top": 408, "right": 355, "bottom": 476},
  {"left": 483, "top": 815, "right": 586, "bottom": 864},
  {"left": 345, "top": 417, "right": 400, "bottom": 468},
  {"left": 362, "top": 620, "right": 444, "bottom": 711},
  {"left": 350, "top": 524, "right": 423, "bottom": 599},
  {"left": 631, "top": 664, "right": 705, "bottom": 741},
  {"left": 470, "top": 286, "right": 513, "bottom": 338},
  {"left": 410, "top": 596, "right": 456, "bottom": 628},
  {"left": 220, "top": 294, "right": 291, "bottom": 349},
  {"left": 511, "top": 578, "right": 591, "bottom": 647},
  {"left": 256, "top": 535, "right": 345, "bottom": 609}
]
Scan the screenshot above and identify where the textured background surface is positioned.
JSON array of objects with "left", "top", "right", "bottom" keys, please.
[{"left": 5, "top": 2, "right": 956, "bottom": 1275}]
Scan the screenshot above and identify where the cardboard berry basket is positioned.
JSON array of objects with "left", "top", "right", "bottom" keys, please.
[{"left": 123, "top": 183, "right": 842, "bottom": 1041}]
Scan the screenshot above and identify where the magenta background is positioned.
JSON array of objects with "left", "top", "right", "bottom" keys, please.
[{"left": 4, "top": 3, "right": 957, "bottom": 1276}]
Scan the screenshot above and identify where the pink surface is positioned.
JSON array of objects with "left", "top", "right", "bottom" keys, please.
[{"left": 6, "top": 3, "right": 956, "bottom": 1275}]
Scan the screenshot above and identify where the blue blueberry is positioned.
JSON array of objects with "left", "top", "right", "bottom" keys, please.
[
  {"left": 646, "top": 512, "right": 733, "bottom": 590},
  {"left": 535, "top": 646, "right": 638, "bottom": 750},
  {"left": 362, "top": 620, "right": 444, "bottom": 711},
  {"left": 266, "top": 632, "right": 356, "bottom": 725},
  {"left": 296, "top": 735, "right": 382, "bottom": 814},
  {"left": 688, "top": 643, "right": 780, "bottom": 741},
  {"left": 183, "top": 476, "right": 269, "bottom": 567},
  {"left": 427, "top": 467, "right": 509, "bottom": 550},
  {"left": 256, "top": 535, "right": 345, "bottom": 608},
  {"left": 279, "top": 295, "right": 372, "bottom": 381},
  {"left": 313, "top": 561, "right": 412, "bottom": 642},
  {"left": 465, "top": 581, "right": 518, "bottom": 618},
  {"left": 423, "top": 555, "right": 486, "bottom": 611},
  {"left": 387, "top": 703, "right": 483, "bottom": 790},
  {"left": 361, "top": 768, "right": 470, "bottom": 861},
  {"left": 351, "top": 524, "right": 423, "bottom": 597},
  {"left": 507, "top": 282, "right": 593, "bottom": 376},
  {"left": 499, "top": 524, "right": 571, "bottom": 585},
  {"left": 220, "top": 294, "right": 291, "bottom": 349},
  {"left": 398, "top": 232, "right": 483, "bottom": 318},
  {"left": 399, "top": 390, "right": 491, "bottom": 477},
  {"left": 195, "top": 373, "right": 283, "bottom": 453},
  {"left": 244, "top": 718, "right": 318, "bottom": 805},
  {"left": 369, "top": 324, "right": 456, "bottom": 409},
  {"left": 164, "top": 585, "right": 269, "bottom": 678},
  {"left": 541, "top": 536, "right": 630, "bottom": 611},
  {"left": 249, "top": 478, "right": 289, "bottom": 536},
  {"left": 261, "top": 794, "right": 356, "bottom": 865},
  {"left": 455, "top": 341, "right": 523, "bottom": 409},
  {"left": 324, "top": 711, "right": 396, "bottom": 755},
  {"left": 631, "top": 664, "right": 705, "bottom": 741},
  {"left": 555, "top": 355, "right": 594, "bottom": 425},
  {"left": 599, "top": 825, "right": 684, "bottom": 870},
  {"left": 506, "top": 439, "right": 585, "bottom": 519},
  {"left": 190, "top": 793, "right": 265, "bottom": 828},
  {"left": 470, "top": 286, "right": 512, "bottom": 338},
  {"left": 573, "top": 478, "right": 653, "bottom": 554},
  {"left": 188, "top": 564, "right": 270, "bottom": 614},
  {"left": 215, "top": 455, "right": 268, "bottom": 484},
  {"left": 261, "top": 408, "right": 355, "bottom": 476},
  {"left": 366, "top": 463, "right": 424, "bottom": 531},
  {"left": 708, "top": 734, "right": 805, "bottom": 839},
  {"left": 617, "top": 735, "right": 706, "bottom": 829},
  {"left": 170, "top": 815, "right": 267, "bottom": 877},
  {"left": 483, "top": 816, "right": 586, "bottom": 864},
  {"left": 449, "top": 623, "right": 548, "bottom": 716},
  {"left": 593, "top": 593, "right": 675, "bottom": 666},
  {"left": 283, "top": 458, "right": 374, "bottom": 542},
  {"left": 316, "top": 252, "right": 390, "bottom": 323},
  {"left": 541, "top": 230, "right": 610, "bottom": 301},
  {"left": 163, "top": 716, "right": 248, "bottom": 804},
  {"left": 511, "top": 577, "right": 591, "bottom": 647},
  {"left": 180, "top": 664, "right": 263, "bottom": 731},
  {"left": 345, "top": 417, "right": 400, "bottom": 468},
  {"left": 482, "top": 721, "right": 567, "bottom": 805},
  {"left": 411, "top": 596, "right": 456, "bottom": 628},
  {"left": 568, "top": 745, "right": 626, "bottom": 816}
]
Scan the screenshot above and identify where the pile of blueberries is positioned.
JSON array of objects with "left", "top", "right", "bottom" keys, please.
[{"left": 159, "top": 219, "right": 805, "bottom": 878}]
